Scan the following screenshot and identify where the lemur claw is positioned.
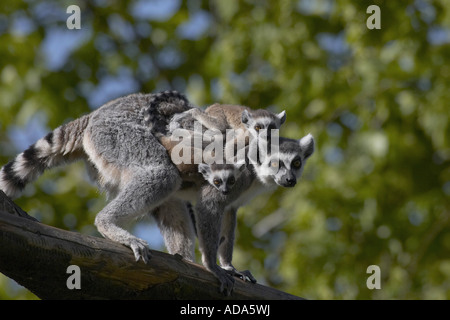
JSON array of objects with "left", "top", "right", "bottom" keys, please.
[
  {"left": 129, "top": 238, "right": 151, "bottom": 264},
  {"left": 210, "top": 266, "right": 235, "bottom": 296},
  {"left": 224, "top": 267, "right": 257, "bottom": 283}
]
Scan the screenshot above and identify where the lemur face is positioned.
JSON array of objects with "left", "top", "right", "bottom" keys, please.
[
  {"left": 255, "top": 134, "right": 314, "bottom": 187},
  {"left": 241, "top": 109, "right": 286, "bottom": 139},
  {"left": 198, "top": 163, "right": 246, "bottom": 194}
]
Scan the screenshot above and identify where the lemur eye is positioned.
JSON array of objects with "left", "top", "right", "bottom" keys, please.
[
  {"left": 213, "top": 179, "right": 221, "bottom": 186},
  {"left": 293, "top": 159, "right": 302, "bottom": 168},
  {"left": 270, "top": 160, "right": 279, "bottom": 168},
  {"left": 254, "top": 125, "right": 261, "bottom": 131},
  {"left": 228, "top": 177, "right": 235, "bottom": 185}
]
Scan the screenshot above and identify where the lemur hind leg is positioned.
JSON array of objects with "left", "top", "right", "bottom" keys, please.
[
  {"left": 218, "top": 207, "right": 257, "bottom": 283},
  {"left": 152, "top": 197, "right": 196, "bottom": 262},
  {"left": 194, "top": 185, "right": 233, "bottom": 295}
]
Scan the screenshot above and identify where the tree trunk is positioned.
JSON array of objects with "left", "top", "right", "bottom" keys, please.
[{"left": 0, "top": 191, "right": 302, "bottom": 300}]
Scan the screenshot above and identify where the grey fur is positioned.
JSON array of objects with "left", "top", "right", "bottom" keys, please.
[
  {"left": 84, "top": 93, "right": 194, "bottom": 263},
  {"left": 169, "top": 107, "right": 230, "bottom": 133},
  {"left": 151, "top": 197, "right": 196, "bottom": 261},
  {"left": 0, "top": 92, "right": 191, "bottom": 263}
]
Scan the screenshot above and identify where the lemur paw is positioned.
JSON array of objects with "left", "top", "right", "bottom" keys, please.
[
  {"left": 129, "top": 237, "right": 151, "bottom": 264},
  {"left": 223, "top": 266, "right": 257, "bottom": 283},
  {"left": 210, "top": 265, "right": 235, "bottom": 296}
]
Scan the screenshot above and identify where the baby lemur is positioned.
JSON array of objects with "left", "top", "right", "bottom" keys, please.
[
  {"left": 169, "top": 103, "right": 286, "bottom": 145},
  {"left": 158, "top": 133, "right": 247, "bottom": 198},
  {"left": 198, "top": 163, "right": 246, "bottom": 195}
]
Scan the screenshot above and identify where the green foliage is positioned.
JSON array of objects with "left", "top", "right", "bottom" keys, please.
[{"left": 0, "top": 0, "right": 449, "bottom": 299}]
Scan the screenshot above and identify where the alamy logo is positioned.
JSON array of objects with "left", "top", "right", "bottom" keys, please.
[
  {"left": 366, "top": 5, "right": 381, "bottom": 30},
  {"left": 66, "top": 265, "right": 81, "bottom": 290},
  {"left": 66, "top": 5, "right": 81, "bottom": 29},
  {"left": 168, "top": 121, "right": 280, "bottom": 174},
  {"left": 366, "top": 265, "right": 381, "bottom": 290}
]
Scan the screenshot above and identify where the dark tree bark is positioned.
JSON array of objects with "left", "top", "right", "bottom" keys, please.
[{"left": 0, "top": 191, "right": 302, "bottom": 300}]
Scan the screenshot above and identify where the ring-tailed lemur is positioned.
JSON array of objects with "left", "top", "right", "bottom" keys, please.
[
  {"left": 168, "top": 104, "right": 286, "bottom": 146},
  {"left": 0, "top": 91, "right": 195, "bottom": 263},
  {"left": 205, "top": 103, "right": 286, "bottom": 140}
]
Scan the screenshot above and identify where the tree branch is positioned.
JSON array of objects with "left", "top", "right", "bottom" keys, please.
[{"left": 0, "top": 191, "right": 302, "bottom": 300}]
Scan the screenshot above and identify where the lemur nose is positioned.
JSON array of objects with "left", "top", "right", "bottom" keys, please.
[{"left": 285, "top": 177, "right": 296, "bottom": 186}]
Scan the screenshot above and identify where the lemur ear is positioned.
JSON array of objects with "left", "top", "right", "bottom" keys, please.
[
  {"left": 277, "top": 110, "right": 286, "bottom": 125},
  {"left": 198, "top": 163, "right": 211, "bottom": 177},
  {"left": 241, "top": 110, "right": 250, "bottom": 124},
  {"left": 299, "top": 134, "right": 315, "bottom": 159}
]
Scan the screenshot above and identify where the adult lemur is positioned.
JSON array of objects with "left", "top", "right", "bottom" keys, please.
[{"left": 0, "top": 92, "right": 194, "bottom": 263}]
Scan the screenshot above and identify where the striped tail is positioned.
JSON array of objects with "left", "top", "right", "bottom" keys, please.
[
  {"left": 0, "top": 114, "right": 90, "bottom": 199},
  {"left": 143, "top": 90, "right": 192, "bottom": 134}
]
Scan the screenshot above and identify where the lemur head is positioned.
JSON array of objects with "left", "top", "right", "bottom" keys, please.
[
  {"left": 241, "top": 109, "right": 286, "bottom": 139},
  {"left": 198, "top": 163, "right": 246, "bottom": 195},
  {"left": 254, "top": 134, "right": 315, "bottom": 187}
]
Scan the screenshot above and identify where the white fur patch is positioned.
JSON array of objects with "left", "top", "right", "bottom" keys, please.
[
  {"left": 35, "top": 137, "right": 53, "bottom": 158},
  {"left": 214, "top": 169, "right": 235, "bottom": 182},
  {"left": 279, "top": 152, "right": 300, "bottom": 170},
  {"left": 83, "top": 131, "right": 127, "bottom": 189},
  {"left": 11, "top": 153, "right": 37, "bottom": 181}
]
